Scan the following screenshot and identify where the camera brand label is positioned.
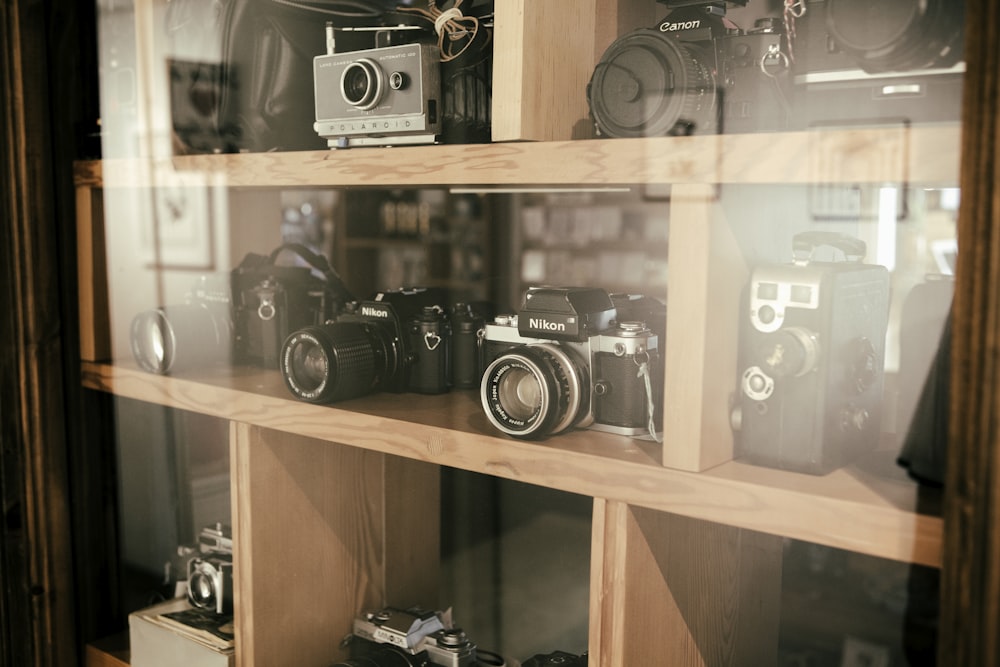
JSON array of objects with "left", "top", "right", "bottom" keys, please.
[
  {"left": 659, "top": 19, "right": 701, "bottom": 32},
  {"left": 372, "top": 628, "right": 408, "bottom": 649},
  {"left": 316, "top": 116, "right": 429, "bottom": 136},
  {"left": 528, "top": 318, "right": 567, "bottom": 332},
  {"left": 361, "top": 305, "right": 392, "bottom": 318}
]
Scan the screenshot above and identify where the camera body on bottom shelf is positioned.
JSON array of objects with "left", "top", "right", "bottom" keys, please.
[
  {"left": 185, "top": 524, "right": 234, "bottom": 615},
  {"left": 333, "top": 607, "right": 477, "bottom": 667},
  {"left": 732, "top": 232, "right": 890, "bottom": 475},
  {"left": 480, "top": 287, "right": 664, "bottom": 441}
]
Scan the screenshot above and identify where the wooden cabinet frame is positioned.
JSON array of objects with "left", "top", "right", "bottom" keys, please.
[{"left": 3, "top": 0, "right": 998, "bottom": 665}]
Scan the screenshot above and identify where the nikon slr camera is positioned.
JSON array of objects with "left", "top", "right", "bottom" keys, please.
[
  {"left": 587, "top": 0, "right": 789, "bottom": 138},
  {"left": 313, "top": 5, "right": 493, "bottom": 148},
  {"left": 280, "top": 286, "right": 458, "bottom": 403},
  {"left": 480, "top": 287, "right": 664, "bottom": 441},
  {"left": 731, "top": 232, "right": 890, "bottom": 475},
  {"left": 186, "top": 524, "right": 234, "bottom": 615},
  {"left": 334, "top": 607, "right": 477, "bottom": 667}
]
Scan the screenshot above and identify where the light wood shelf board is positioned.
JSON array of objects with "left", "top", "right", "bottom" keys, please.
[
  {"left": 73, "top": 125, "right": 960, "bottom": 190},
  {"left": 82, "top": 361, "right": 942, "bottom": 566}
]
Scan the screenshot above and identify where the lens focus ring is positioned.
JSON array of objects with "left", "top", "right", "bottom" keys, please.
[{"left": 480, "top": 344, "right": 588, "bottom": 439}]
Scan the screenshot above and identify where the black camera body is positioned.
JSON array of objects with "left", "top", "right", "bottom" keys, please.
[
  {"left": 587, "top": 4, "right": 789, "bottom": 138},
  {"left": 231, "top": 244, "right": 350, "bottom": 369},
  {"left": 313, "top": 8, "right": 492, "bottom": 148},
  {"left": 186, "top": 524, "right": 234, "bottom": 615},
  {"left": 732, "top": 233, "right": 890, "bottom": 474},
  {"left": 335, "top": 607, "right": 477, "bottom": 667},
  {"left": 280, "top": 286, "right": 451, "bottom": 403},
  {"left": 788, "top": 0, "right": 965, "bottom": 128},
  {"left": 480, "top": 287, "right": 663, "bottom": 441}
]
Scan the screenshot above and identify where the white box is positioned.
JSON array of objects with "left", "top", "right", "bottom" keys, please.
[{"left": 129, "top": 597, "right": 234, "bottom": 667}]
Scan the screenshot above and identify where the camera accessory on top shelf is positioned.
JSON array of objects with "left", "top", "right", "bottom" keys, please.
[
  {"left": 787, "top": 0, "right": 965, "bottom": 128},
  {"left": 587, "top": 1, "right": 791, "bottom": 138},
  {"left": 280, "top": 286, "right": 456, "bottom": 403},
  {"left": 333, "top": 607, "right": 478, "bottom": 667},
  {"left": 313, "top": 1, "right": 493, "bottom": 148},
  {"left": 730, "top": 232, "right": 890, "bottom": 475},
  {"left": 480, "top": 287, "right": 664, "bottom": 442}
]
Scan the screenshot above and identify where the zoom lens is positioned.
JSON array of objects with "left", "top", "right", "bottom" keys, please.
[
  {"left": 130, "top": 303, "right": 230, "bottom": 374},
  {"left": 341, "top": 58, "right": 385, "bottom": 110},
  {"left": 280, "top": 321, "right": 392, "bottom": 403},
  {"left": 480, "top": 344, "right": 590, "bottom": 439},
  {"left": 588, "top": 29, "right": 717, "bottom": 138}
]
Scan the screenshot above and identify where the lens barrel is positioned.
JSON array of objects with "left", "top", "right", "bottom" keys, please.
[
  {"left": 480, "top": 344, "right": 589, "bottom": 439},
  {"left": 130, "top": 303, "right": 230, "bottom": 374},
  {"left": 588, "top": 29, "right": 717, "bottom": 138},
  {"left": 280, "top": 321, "right": 391, "bottom": 403}
]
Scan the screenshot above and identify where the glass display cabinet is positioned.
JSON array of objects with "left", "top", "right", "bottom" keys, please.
[{"left": 71, "top": 0, "right": 971, "bottom": 665}]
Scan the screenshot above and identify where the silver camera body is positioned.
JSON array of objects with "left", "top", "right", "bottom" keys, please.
[
  {"left": 186, "top": 524, "right": 234, "bottom": 615},
  {"left": 314, "top": 41, "right": 442, "bottom": 148},
  {"left": 349, "top": 607, "right": 477, "bottom": 667},
  {"left": 479, "top": 287, "right": 662, "bottom": 441}
]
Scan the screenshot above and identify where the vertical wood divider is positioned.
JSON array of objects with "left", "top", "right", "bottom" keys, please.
[
  {"left": 75, "top": 184, "right": 109, "bottom": 361},
  {"left": 491, "top": 0, "right": 658, "bottom": 142},
  {"left": 591, "top": 500, "right": 783, "bottom": 666},
  {"left": 231, "top": 423, "right": 440, "bottom": 667},
  {"left": 663, "top": 183, "right": 747, "bottom": 471}
]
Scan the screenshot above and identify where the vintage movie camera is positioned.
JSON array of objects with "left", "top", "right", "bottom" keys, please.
[
  {"left": 313, "top": 3, "right": 493, "bottom": 148},
  {"left": 130, "top": 274, "right": 233, "bottom": 374},
  {"left": 185, "top": 524, "right": 234, "bottom": 615},
  {"left": 522, "top": 651, "right": 588, "bottom": 667},
  {"left": 788, "top": 0, "right": 965, "bottom": 127},
  {"left": 280, "top": 286, "right": 458, "bottom": 402},
  {"left": 731, "top": 232, "right": 890, "bottom": 475},
  {"left": 334, "top": 607, "right": 477, "bottom": 667},
  {"left": 587, "top": 0, "right": 790, "bottom": 138},
  {"left": 480, "top": 287, "right": 664, "bottom": 441}
]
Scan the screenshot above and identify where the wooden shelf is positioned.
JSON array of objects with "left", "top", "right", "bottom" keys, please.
[
  {"left": 81, "top": 361, "right": 942, "bottom": 568},
  {"left": 73, "top": 125, "right": 961, "bottom": 190}
]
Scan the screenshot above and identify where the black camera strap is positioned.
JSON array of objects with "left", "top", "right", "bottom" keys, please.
[{"left": 265, "top": 243, "right": 356, "bottom": 305}]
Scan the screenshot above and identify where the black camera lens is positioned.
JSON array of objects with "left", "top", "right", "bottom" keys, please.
[
  {"left": 824, "top": 0, "right": 964, "bottom": 72},
  {"left": 341, "top": 58, "right": 384, "bottom": 109},
  {"left": 480, "top": 344, "right": 590, "bottom": 439},
  {"left": 280, "top": 321, "right": 393, "bottom": 403},
  {"left": 588, "top": 29, "right": 717, "bottom": 138},
  {"left": 333, "top": 647, "right": 417, "bottom": 667},
  {"left": 130, "top": 303, "right": 231, "bottom": 374}
]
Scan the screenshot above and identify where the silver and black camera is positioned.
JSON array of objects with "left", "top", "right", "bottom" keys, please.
[
  {"left": 334, "top": 607, "right": 477, "bottom": 667},
  {"left": 587, "top": 1, "right": 790, "bottom": 137},
  {"left": 480, "top": 287, "right": 663, "bottom": 441},
  {"left": 313, "top": 7, "right": 493, "bottom": 148},
  {"left": 731, "top": 232, "right": 890, "bottom": 474},
  {"left": 186, "top": 524, "right": 234, "bottom": 615}
]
